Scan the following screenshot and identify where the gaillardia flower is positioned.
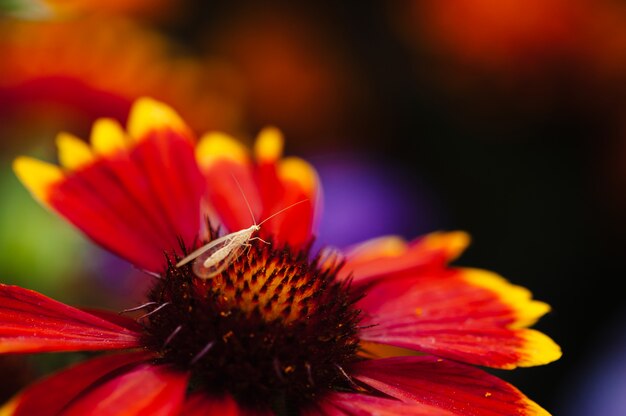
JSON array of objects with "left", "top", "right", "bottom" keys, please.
[{"left": 2, "top": 98, "right": 561, "bottom": 415}]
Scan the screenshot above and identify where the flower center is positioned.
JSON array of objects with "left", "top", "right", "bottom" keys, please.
[{"left": 142, "top": 237, "right": 361, "bottom": 412}]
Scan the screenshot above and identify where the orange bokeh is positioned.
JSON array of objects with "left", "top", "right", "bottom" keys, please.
[
  {"left": 396, "top": 0, "right": 626, "bottom": 81},
  {"left": 0, "top": 16, "right": 245, "bottom": 138},
  {"left": 41, "top": 0, "right": 182, "bottom": 23},
  {"left": 206, "top": 6, "right": 368, "bottom": 146}
]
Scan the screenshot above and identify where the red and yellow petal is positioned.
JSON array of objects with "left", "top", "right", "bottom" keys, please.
[
  {"left": 61, "top": 363, "right": 189, "bottom": 416},
  {"left": 253, "top": 127, "right": 320, "bottom": 247},
  {"left": 361, "top": 327, "right": 560, "bottom": 370},
  {"left": 0, "top": 284, "right": 141, "bottom": 353},
  {"left": 358, "top": 268, "right": 561, "bottom": 369},
  {"left": 197, "top": 126, "right": 320, "bottom": 248},
  {"left": 127, "top": 97, "right": 193, "bottom": 142},
  {"left": 460, "top": 268, "right": 550, "bottom": 328},
  {"left": 341, "top": 231, "right": 471, "bottom": 285},
  {"left": 12, "top": 157, "right": 64, "bottom": 204},
  {"left": 196, "top": 131, "right": 261, "bottom": 233},
  {"left": 14, "top": 98, "right": 205, "bottom": 272},
  {"left": 353, "top": 356, "right": 551, "bottom": 415},
  {"left": 2, "top": 351, "right": 153, "bottom": 416},
  {"left": 264, "top": 155, "right": 320, "bottom": 246}
]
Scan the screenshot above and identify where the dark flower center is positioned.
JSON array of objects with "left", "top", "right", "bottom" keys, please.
[{"left": 142, "top": 235, "right": 361, "bottom": 413}]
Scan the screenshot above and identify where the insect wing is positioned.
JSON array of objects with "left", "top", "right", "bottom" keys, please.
[
  {"left": 176, "top": 229, "right": 239, "bottom": 267},
  {"left": 193, "top": 243, "right": 246, "bottom": 280},
  {"left": 175, "top": 233, "right": 236, "bottom": 268}
]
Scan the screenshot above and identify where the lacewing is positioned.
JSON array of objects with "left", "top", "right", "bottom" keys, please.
[{"left": 176, "top": 177, "right": 308, "bottom": 279}]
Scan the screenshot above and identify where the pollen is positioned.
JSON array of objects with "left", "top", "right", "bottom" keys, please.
[
  {"left": 193, "top": 239, "right": 334, "bottom": 323},
  {"left": 141, "top": 237, "right": 362, "bottom": 411}
]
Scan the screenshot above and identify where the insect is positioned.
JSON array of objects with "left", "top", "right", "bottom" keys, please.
[{"left": 176, "top": 177, "right": 309, "bottom": 280}]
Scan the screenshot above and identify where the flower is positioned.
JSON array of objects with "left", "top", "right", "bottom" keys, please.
[{"left": 2, "top": 98, "right": 561, "bottom": 415}]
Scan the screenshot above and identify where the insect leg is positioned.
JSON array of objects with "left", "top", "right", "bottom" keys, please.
[{"left": 248, "top": 236, "right": 271, "bottom": 245}]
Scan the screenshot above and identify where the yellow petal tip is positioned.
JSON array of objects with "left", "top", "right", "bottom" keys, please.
[
  {"left": 278, "top": 157, "right": 319, "bottom": 196},
  {"left": 422, "top": 231, "right": 471, "bottom": 261},
  {"left": 56, "top": 132, "right": 94, "bottom": 170},
  {"left": 520, "top": 329, "right": 562, "bottom": 367},
  {"left": 348, "top": 236, "right": 408, "bottom": 261},
  {"left": 90, "top": 118, "right": 128, "bottom": 155},
  {"left": 461, "top": 268, "right": 552, "bottom": 327},
  {"left": 196, "top": 132, "right": 249, "bottom": 169},
  {"left": 254, "top": 126, "right": 284, "bottom": 162},
  {"left": 13, "top": 156, "right": 64, "bottom": 203},
  {"left": 127, "top": 97, "right": 189, "bottom": 141}
]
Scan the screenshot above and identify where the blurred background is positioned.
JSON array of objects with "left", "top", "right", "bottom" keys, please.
[{"left": 1, "top": 1, "right": 625, "bottom": 414}]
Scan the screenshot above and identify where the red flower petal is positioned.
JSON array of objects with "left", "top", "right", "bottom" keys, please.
[
  {"left": 79, "top": 308, "right": 143, "bottom": 332},
  {"left": 62, "top": 363, "right": 189, "bottom": 416},
  {"left": 0, "top": 284, "right": 141, "bottom": 353},
  {"left": 181, "top": 393, "right": 241, "bottom": 416},
  {"left": 253, "top": 129, "right": 319, "bottom": 247},
  {"left": 312, "top": 392, "right": 454, "bottom": 415},
  {"left": 202, "top": 158, "right": 262, "bottom": 233},
  {"left": 14, "top": 99, "right": 205, "bottom": 272},
  {"left": 8, "top": 351, "right": 152, "bottom": 416},
  {"left": 353, "top": 356, "right": 550, "bottom": 415},
  {"left": 358, "top": 270, "right": 560, "bottom": 369},
  {"left": 341, "top": 232, "right": 470, "bottom": 286},
  {"left": 196, "top": 128, "right": 320, "bottom": 248},
  {"left": 260, "top": 155, "right": 319, "bottom": 248},
  {"left": 51, "top": 134, "right": 204, "bottom": 271}
]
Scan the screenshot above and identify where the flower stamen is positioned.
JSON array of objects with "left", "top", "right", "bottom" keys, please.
[
  {"left": 190, "top": 341, "right": 215, "bottom": 365},
  {"left": 141, "top": 237, "right": 361, "bottom": 410},
  {"left": 136, "top": 302, "right": 171, "bottom": 321},
  {"left": 119, "top": 301, "right": 157, "bottom": 315},
  {"left": 163, "top": 324, "right": 183, "bottom": 347}
]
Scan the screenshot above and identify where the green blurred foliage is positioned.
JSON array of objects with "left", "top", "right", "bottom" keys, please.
[
  {"left": 0, "top": 0, "right": 51, "bottom": 18},
  {"left": 0, "top": 158, "right": 90, "bottom": 302}
]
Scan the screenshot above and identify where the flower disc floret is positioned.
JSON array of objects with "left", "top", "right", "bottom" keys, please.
[{"left": 142, "top": 237, "right": 361, "bottom": 412}]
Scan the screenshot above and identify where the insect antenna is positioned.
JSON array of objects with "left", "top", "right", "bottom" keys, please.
[
  {"left": 132, "top": 266, "right": 161, "bottom": 280},
  {"left": 231, "top": 173, "right": 309, "bottom": 228},
  {"left": 257, "top": 199, "right": 309, "bottom": 227},
  {"left": 231, "top": 173, "right": 258, "bottom": 226}
]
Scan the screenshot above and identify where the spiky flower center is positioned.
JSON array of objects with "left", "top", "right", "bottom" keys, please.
[{"left": 142, "top": 237, "right": 361, "bottom": 412}]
